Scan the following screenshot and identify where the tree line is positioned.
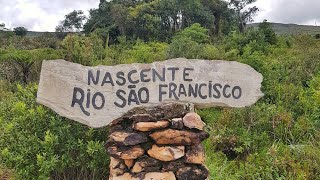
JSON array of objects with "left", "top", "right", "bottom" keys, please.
[{"left": 56, "top": 0, "right": 258, "bottom": 43}]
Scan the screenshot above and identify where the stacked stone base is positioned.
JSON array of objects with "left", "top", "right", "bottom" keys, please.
[{"left": 106, "top": 103, "right": 209, "bottom": 180}]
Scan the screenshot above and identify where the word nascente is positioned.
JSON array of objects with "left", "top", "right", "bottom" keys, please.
[{"left": 70, "top": 67, "right": 242, "bottom": 116}]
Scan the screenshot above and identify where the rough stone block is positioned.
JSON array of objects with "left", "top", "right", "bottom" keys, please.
[
  {"left": 131, "top": 157, "right": 161, "bottom": 173},
  {"left": 148, "top": 144, "right": 185, "bottom": 162},
  {"left": 109, "top": 131, "right": 148, "bottom": 146},
  {"left": 133, "top": 120, "right": 170, "bottom": 132},
  {"left": 107, "top": 146, "right": 145, "bottom": 160},
  {"left": 182, "top": 113, "right": 205, "bottom": 130},
  {"left": 149, "top": 129, "right": 209, "bottom": 145}
]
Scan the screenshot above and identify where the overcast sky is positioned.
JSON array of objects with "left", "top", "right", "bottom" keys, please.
[
  {"left": 252, "top": 0, "right": 320, "bottom": 26},
  {"left": 1, "top": 0, "right": 320, "bottom": 32}
]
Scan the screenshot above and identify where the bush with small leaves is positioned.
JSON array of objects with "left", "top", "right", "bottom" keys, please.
[{"left": 0, "top": 84, "right": 109, "bottom": 179}]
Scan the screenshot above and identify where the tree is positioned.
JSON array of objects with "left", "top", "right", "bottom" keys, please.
[
  {"left": 55, "top": 10, "right": 86, "bottom": 32},
  {"left": 201, "top": 0, "right": 229, "bottom": 36},
  {"left": 83, "top": 0, "right": 256, "bottom": 42},
  {"left": 13, "top": 27, "right": 28, "bottom": 37},
  {"left": 110, "top": 3, "right": 132, "bottom": 36},
  {"left": 83, "top": 1, "right": 120, "bottom": 44},
  {"left": 258, "top": 20, "right": 277, "bottom": 45},
  {"left": 156, "top": 0, "right": 180, "bottom": 35},
  {"left": 83, "top": 1, "right": 114, "bottom": 33},
  {"left": 84, "top": 0, "right": 215, "bottom": 42},
  {"left": 129, "top": 1, "right": 161, "bottom": 41},
  {"left": 0, "top": 23, "right": 8, "bottom": 31},
  {"left": 0, "top": 23, "right": 14, "bottom": 39},
  {"left": 178, "top": 0, "right": 212, "bottom": 29},
  {"left": 229, "top": 0, "right": 259, "bottom": 33}
]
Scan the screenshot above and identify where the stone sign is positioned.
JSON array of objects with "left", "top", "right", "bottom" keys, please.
[{"left": 36, "top": 58, "right": 263, "bottom": 128}]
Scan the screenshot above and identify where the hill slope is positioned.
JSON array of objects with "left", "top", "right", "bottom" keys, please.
[
  {"left": 2, "top": 23, "right": 320, "bottom": 37},
  {"left": 26, "top": 31, "right": 56, "bottom": 37},
  {"left": 248, "top": 23, "right": 320, "bottom": 35}
]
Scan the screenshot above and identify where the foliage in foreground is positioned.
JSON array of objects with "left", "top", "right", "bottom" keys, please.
[
  {"left": 0, "top": 84, "right": 109, "bottom": 179},
  {"left": 1, "top": 21, "right": 320, "bottom": 179},
  {"left": 197, "top": 32, "right": 320, "bottom": 179}
]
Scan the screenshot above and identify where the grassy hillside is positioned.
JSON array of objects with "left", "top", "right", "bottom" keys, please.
[
  {"left": 0, "top": 31, "right": 56, "bottom": 37},
  {"left": 1, "top": 23, "right": 319, "bottom": 37},
  {"left": 248, "top": 22, "right": 320, "bottom": 35},
  {"left": 26, "top": 31, "right": 55, "bottom": 37}
]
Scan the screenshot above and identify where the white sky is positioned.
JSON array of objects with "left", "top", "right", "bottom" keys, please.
[
  {"left": 253, "top": 0, "right": 320, "bottom": 26},
  {"left": 0, "top": 0, "right": 320, "bottom": 31},
  {"left": 0, "top": 0, "right": 99, "bottom": 31}
]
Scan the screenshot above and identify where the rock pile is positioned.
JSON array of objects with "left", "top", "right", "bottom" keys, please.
[{"left": 106, "top": 103, "right": 209, "bottom": 180}]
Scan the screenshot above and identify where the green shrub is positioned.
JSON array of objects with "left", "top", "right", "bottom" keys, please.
[
  {"left": 0, "top": 48, "right": 64, "bottom": 83},
  {"left": 167, "top": 23, "right": 210, "bottom": 59},
  {"left": 258, "top": 20, "right": 277, "bottom": 45},
  {"left": 124, "top": 41, "right": 168, "bottom": 63},
  {"left": 167, "top": 36, "right": 202, "bottom": 59},
  {"left": 174, "top": 23, "right": 209, "bottom": 44},
  {"left": 0, "top": 84, "right": 109, "bottom": 179},
  {"left": 0, "top": 80, "right": 12, "bottom": 101},
  {"left": 62, "top": 33, "right": 105, "bottom": 66},
  {"left": 198, "top": 44, "right": 222, "bottom": 60}
]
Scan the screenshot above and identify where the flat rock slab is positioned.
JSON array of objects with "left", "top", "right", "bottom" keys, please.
[
  {"left": 131, "top": 157, "right": 161, "bottom": 173},
  {"left": 130, "top": 114, "right": 156, "bottom": 123},
  {"left": 149, "top": 129, "right": 209, "bottom": 145},
  {"left": 109, "top": 131, "right": 148, "bottom": 146},
  {"left": 133, "top": 120, "right": 170, "bottom": 132},
  {"left": 37, "top": 58, "right": 263, "bottom": 128},
  {"left": 113, "top": 103, "right": 190, "bottom": 126},
  {"left": 148, "top": 144, "right": 185, "bottom": 162},
  {"left": 107, "top": 146, "right": 145, "bottom": 160}
]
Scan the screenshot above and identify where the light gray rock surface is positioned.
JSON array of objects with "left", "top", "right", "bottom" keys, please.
[{"left": 37, "top": 58, "right": 263, "bottom": 128}]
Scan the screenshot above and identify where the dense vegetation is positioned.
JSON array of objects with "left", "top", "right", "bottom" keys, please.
[{"left": 1, "top": 0, "right": 320, "bottom": 179}]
